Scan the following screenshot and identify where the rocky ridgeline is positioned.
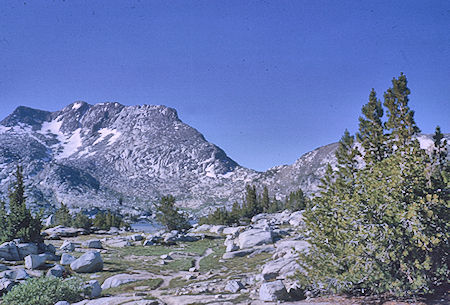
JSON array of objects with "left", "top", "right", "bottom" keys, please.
[
  {"left": 7, "top": 102, "right": 446, "bottom": 213},
  {"left": 0, "top": 210, "right": 314, "bottom": 304}
]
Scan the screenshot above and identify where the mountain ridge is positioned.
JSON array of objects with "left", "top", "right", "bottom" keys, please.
[{"left": 0, "top": 102, "right": 447, "bottom": 214}]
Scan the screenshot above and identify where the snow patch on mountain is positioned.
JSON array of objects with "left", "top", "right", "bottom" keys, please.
[
  {"left": 93, "top": 128, "right": 122, "bottom": 146},
  {"left": 72, "top": 102, "right": 83, "bottom": 110},
  {"left": 58, "top": 128, "right": 83, "bottom": 159}
]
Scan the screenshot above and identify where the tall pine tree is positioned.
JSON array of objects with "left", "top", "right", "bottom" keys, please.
[
  {"left": 383, "top": 73, "right": 420, "bottom": 150},
  {"left": 4, "top": 166, "right": 42, "bottom": 243},
  {"left": 299, "top": 74, "right": 449, "bottom": 297},
  {"left": 357, "top": 89, "right": 386, "bottom": 165}
]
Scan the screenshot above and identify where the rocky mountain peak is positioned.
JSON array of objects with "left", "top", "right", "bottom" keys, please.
[
  {"left": 1, "top": 106, "right": 52, "bottom": 130},
  {"left": 0, "top": 102, "right": 447, "bottom": 215}
]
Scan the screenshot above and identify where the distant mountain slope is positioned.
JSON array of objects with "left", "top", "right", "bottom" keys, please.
[
  {"left": 0, "top": 102, "right": 258, "bottom": 212},
  {"left": 0, "top": 102, "right": 447, "bottom": 214}
]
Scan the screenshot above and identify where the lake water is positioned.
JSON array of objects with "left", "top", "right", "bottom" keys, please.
[{"left": 130, "top": 220, "right": 164, "bottom": 233}]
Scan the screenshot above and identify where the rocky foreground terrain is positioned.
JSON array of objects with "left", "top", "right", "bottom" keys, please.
[{"left": 1, "top": 211, "right": 447, "bottom": 305}]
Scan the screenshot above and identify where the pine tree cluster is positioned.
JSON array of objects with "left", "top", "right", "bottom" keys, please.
[
  {"left": 0, "top": 166, "right": 42, "bottom": 243},
  {"left": 299, "top": 74, "right": 449, "bottom": 297},
  {"left": 155, "top": 195, "right": 191, "bottom": 231},
  {"left": 199, "top": 185, "right": 307, "bottom": 225}
]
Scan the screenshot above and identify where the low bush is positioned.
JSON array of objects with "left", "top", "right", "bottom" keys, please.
[{"left": 2, "top": 277, "right": 85, "bottom": 305}]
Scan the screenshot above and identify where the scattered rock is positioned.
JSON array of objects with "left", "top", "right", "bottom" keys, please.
[
  {"left": 44, "top": 226, "right": 83, "bottom": 238},
  {"left": 225, "top": 280, "right": 244, "bottom": 293},
  {"left": 60, "top": 253, "right": 76, "bottom": 265},
  {"left": 143, "top": 240, "right": 154, "bottom": 246},
  {"left": 189, "top": 267, "right": 198, "bottom": 272},
  {"left": 0, "top": 278, "right": 16, "bottom": 293},
  {"left": 101, "top": 274, "right": 141, "bottom": 289},
  {"left": 46, "top": 264, "right": 65, "bottom": 277},
  {"left": 11, "top": 268, "right": 30, "bottom": 280},
  {"left": 82, "top": 239, "right": 103, "bottom": 249},
  {"left": 24, "top": 254, "right": 47, "bottom": 269},
  {"left": 191, "top": 224, "right": 211, "bottom": 232},
  {"left": 85, "top": 280, "right": 102, "bottom": 298},
  {"left": 238, "top": 229, "right": 273, "bottom": 249},
  {"left": 259, "top": 280, "right": 290, "bottom": 301},
  {"left": 289, "top": 211, "right": 304, "bottom": 226},
  {"left": 54, "top": 301, "right": 70, "bottom": 305},
  {"left": 261, "top": 257, "right": 301, "bottom": 280},
  {"left": 0, "top": 241, "right": 20, "bottom": 261},
  {"left": 17, "top": 243, "right": 39, "bottom": 258},
  {"left": 209, "top": 225, "right": 225, "bottom": 234},
  {"left": 222, "top": 226, "right": 244, "bottom": 237},
  {"left": 222, "top": 249, "right": 254, "bottom": 259},
  {"left": 70, "top": 251, "right": 103, "bottom": 273},
  {"left": 105, "top": 237, "right": 132, "bottom": 248},
  {"left": 0, "top": 264, "right": 9, "bottom": 271},
  {"left": 160, "top": 254, "right": 173, "bottom": 260},
  {"left": 130, "top": 234, "right": 144, "bottom": 241},
  {"left": 286, "top": 281, "right": 305, "bottom": 301},
  {"left": 185, "top": 274, "right": 197, "bottom": 280},
  {"left": 60, "top": 240, "right": 76, "bottom": 252}
]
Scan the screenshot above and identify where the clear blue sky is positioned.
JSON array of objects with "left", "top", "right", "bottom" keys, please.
[{"left": 0, "top": 1, "right": 449, "bottom": 171}]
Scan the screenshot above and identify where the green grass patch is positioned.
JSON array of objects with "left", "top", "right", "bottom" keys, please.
[{"left": 167, "top": 277, "right": 190, "bottom": 289}]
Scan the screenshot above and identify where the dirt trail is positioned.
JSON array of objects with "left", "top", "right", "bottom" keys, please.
[{"left": 194, "top": 247, "right": 213, "bottom": 270}]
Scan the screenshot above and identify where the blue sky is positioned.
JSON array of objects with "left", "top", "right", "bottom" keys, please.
[{"left": 0, "top": 1, "right": 449, "bottom": 171}]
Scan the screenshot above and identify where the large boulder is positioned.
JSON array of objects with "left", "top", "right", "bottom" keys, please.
[
  {"left": 24, "top": 254, "right": 47, "bottom": 269},
  {"left": 101, "top": 274, "right": 141, "bottom": 289},
  {"left": 85, "top": 280, "right": 102, "bottom": 298},
  {"left": 44, "top": 226, "right": 83, "bottom": 238},
  {"left": 70, "top": 251, "right": 103, "bottom": 273},
  {"left": 129, "top": 234, "right": 144, "bottom": 241},
  {"left": 222, "top": 249, "right": 255, "bottom": 259},
  {"left": 259, "top": 280, "right": 290, "bottom": 301},
  {"left": 222, "top": 226, "right": 244, "bottom": 237},
  {"left": 60, "top": 253, "right": 76, "bottom": 265},
  {"left": 82, "top": 239, "right": 103, "bottom": 249},
  {"left": 46, "top": 264, "right": 65, "bottom": 277},
  {"left": 105, "top": 238, "right": 132, "bottom": 248},
  {"left": 225, "top": 280, "right": 244, "bottom": 293},
  {"left": 0, "top": 242, "right": 20, "bottom": 261},
  {"left": 238, "top": 229, "right": 273, "bottom": 249},
  {"left": 288, "top": 211, "right": 304, "bottom": 227},
  {"left": 209, "top": 225, "right": 225, "bottom": 234},
  {"left": 60, "top": 240, "right": 76, "bottom": 252},
  {"left": 0, "top": 264, "right": 9, "bottom": 271},
  {"left": 1, "top": 268, "right": 30, "bottom": 280},
  {"left": 17, "top": 243, "right": 39, "bottom": 259},
  {"left": 261, "top": 257, "right": 301, "bottom": 280},
  {"left": 275, "top": 240, "right": 310, "bottom": 253},
  {"left": 0, "top": 278, "right": 16, "bottom": 293},
  {"left": 191, "top": 224, "right": 211, "bottom": 232}
]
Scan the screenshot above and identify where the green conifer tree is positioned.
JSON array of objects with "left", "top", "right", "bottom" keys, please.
[
  {"left": 357, "top": 89, "right": 386, "bottom": 165},
  {"left": 0, "top": 200, "right": 7, "bottom": 242},
  {"left": 299, "top": 74, "right": 449, "bottom": 297},
  {"left": 4, "top": 165, "right": 42, "bottom": 243},
  {"left": 54, "top": 202, "right": 72, "bottom": 227},
  {"left": 156, "top": 195, "right": 191, "bottom": 231},
  {"left": 383, "top": 73, "right": 420, "bottom": 150},
  {"left": 261, "top": 186, "right": 270, "bottom": 212},
  {"left": 286, "top": 189, "right": 306, "bottom": 211}
]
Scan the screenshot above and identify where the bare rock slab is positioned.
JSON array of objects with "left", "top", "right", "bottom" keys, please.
[{"left": 259, "top": 280, "right": 290, "bottom": 302}]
